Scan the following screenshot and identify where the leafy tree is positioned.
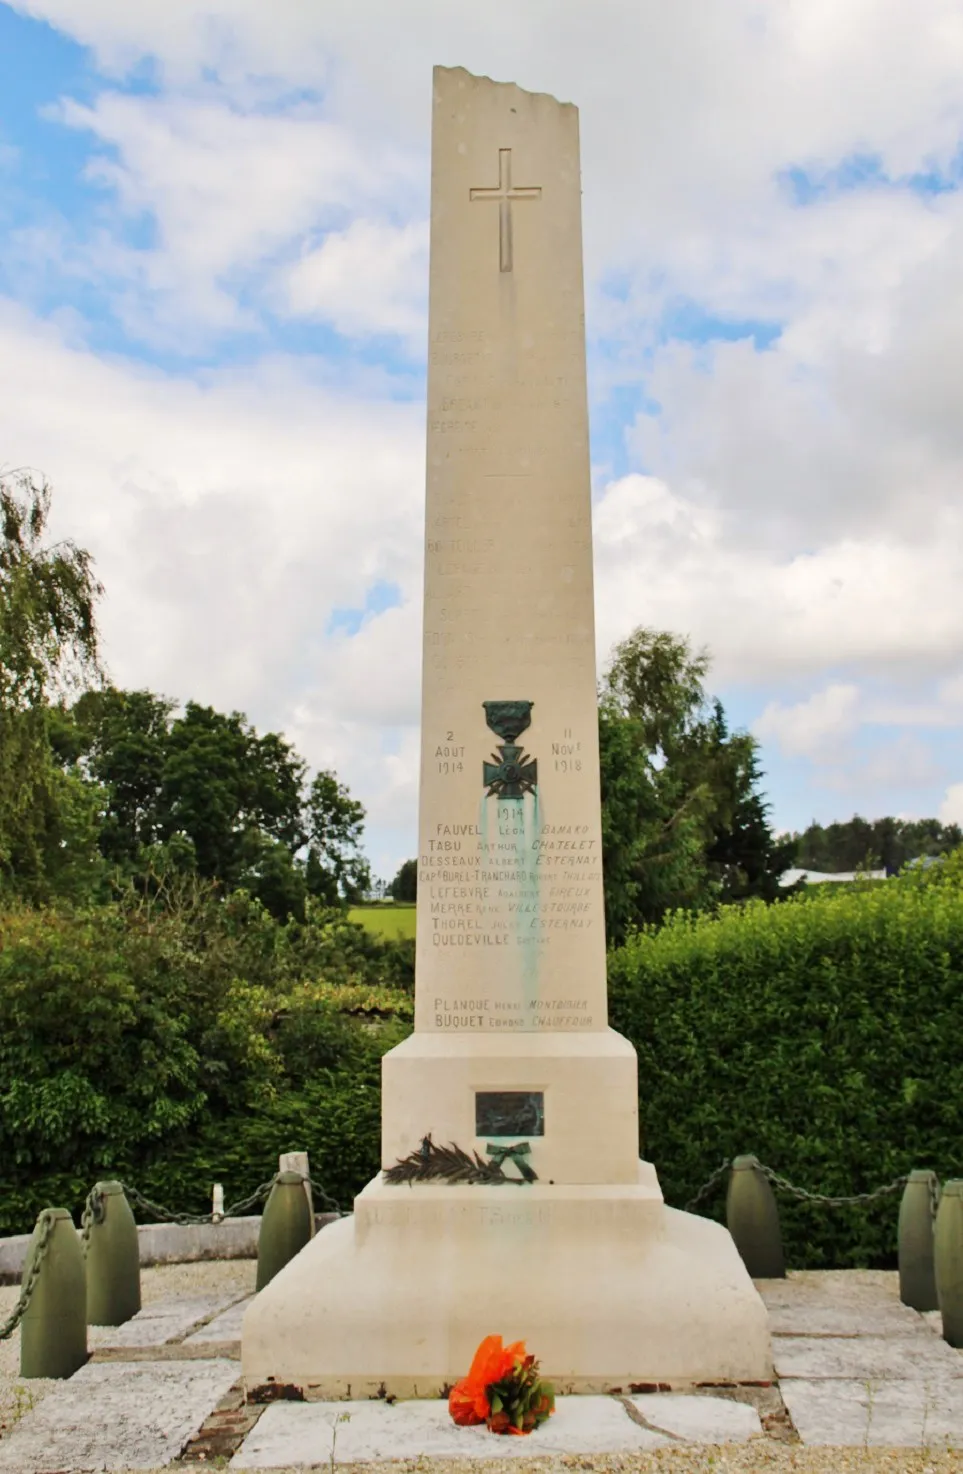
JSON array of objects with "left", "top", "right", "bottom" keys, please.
[
  {"left": 598, "top": 700, "right": 717, "bottom": 945},
  {"left": 161, "top": 703, "right": 307, "bottom": 886},
  {"left": 235, "top": 834, "right": 308, "bottom": 925},
  {"left": 390, "top": 858, "right": 417, "bottom": 902},
  {"left": 0, "top": 471, "right": 104, "bottom": 899},
  {"left": 700, "top": 701, "right": 797, "bottom": 903},
  {"left": 602, "top": 627, "right": 712, "bottom": 757},
  {"left": 304, "top": 771, "right": 370, "bottom": 905},
  {"left": 792, "top": 816, "right": 963, "bottom": 875},
  {"left": 66, "top": 687, "right": 176, "bottom": 867},
  {"left": 598, "top": 627, "right": 792, "bottom": 940},
  {"left": 49, "top": 688, "right": 372, "bottom": 921}
]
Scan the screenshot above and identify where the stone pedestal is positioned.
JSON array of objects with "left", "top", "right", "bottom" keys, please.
[
  {"left": 382, "top": 1031, "right": 641, "bottom": 1185},
  {"left": 242, "top": 1169, "right": 770, "bottom": 1396}
]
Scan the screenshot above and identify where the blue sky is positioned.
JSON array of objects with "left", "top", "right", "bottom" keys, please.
[{"left": 2, "top": 0, "right": 963, "bottom": 881}]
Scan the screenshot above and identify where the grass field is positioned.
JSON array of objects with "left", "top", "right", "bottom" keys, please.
[{"left": 348, "top": 904, "right": 417, "bottom": 940}]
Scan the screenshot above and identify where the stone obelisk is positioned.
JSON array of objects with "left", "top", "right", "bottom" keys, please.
[{"left": 242, "top": 67, "right": 770, "bottom": 1397}]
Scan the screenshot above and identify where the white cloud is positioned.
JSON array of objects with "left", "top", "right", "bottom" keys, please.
[
  {"left": 0, "top": 300, "right": 424, "bottom": 797},
  {"left": 44, "top": 90, "right": 424, "bottom": 345},
  {"left": 753, "top": 685, "right": 861, "bottom": 761},
  {"left": 6, "top": 0, "right": 963, "bottom": 854},
  {"left": 281, "top": 219, "right": 428, "bottom": 345},
  {"left": 592, "top": 474, "right": 963, "bottom": 685},
  {"left": 939, "top": 783, "right": 963, "bottom": 826}
]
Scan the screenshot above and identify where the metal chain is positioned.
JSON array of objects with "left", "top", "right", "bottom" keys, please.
[
  {"left": 684, "top": 1159, "right": 913, "bottom": 1214},
  {"left": 0, "top": 1208, "right": 56, "bottom": 1341},
  {"left": 684, "top": 1159, "right": 732, "bottom": 1212},
  {"left": 121, "top": 1178, "right": 278, "bottom": 1226},
  {"left": 305, "top": 1178, "right": 343, "bottom": 1216},
  {"left": 756, "top": 1163, "right": 909, "bottom": 1208},
  {"left": 219, "top": 1178, "right": 282, "bottom": 1219},
  {"left": 80, "top": 1184, "right": 106, "bottom": 1254},
  {"left": 74, "top": 1173, "right": 340, "bottom": 1233}
]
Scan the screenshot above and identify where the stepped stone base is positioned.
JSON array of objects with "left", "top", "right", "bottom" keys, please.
[{"left": 241, "top": 1164, "right": 772, "bottom": 1398}]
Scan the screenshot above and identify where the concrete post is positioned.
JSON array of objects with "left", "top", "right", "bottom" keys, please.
[
  {"left": 726, "top": 1156, "right": 786, "bottom": 1279},
  {"left": 279, "top": 1151, "right": 314, "bottom": 1236},
  {"left": 85, "top": 1181, "right": 141, "bottom": 1327},
  {"left": 20, "top": 1209, "right": 87, "bottom": 1379},
  {"left": 898, "top": 1170, "right": 939, "bottom": 1312}
]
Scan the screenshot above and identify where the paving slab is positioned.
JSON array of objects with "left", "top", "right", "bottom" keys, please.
[
  {"left": 766, "top": 1301, "right": 933, "bottom": 1337},
  {"left": 183, "top": 1294, "right": 254, "bottom": 1344},
  {"left": 757, "top": 1269, "right": 898, "bottom": 1301},
  {"left": 626, "top": 1392, "right": 762, "bottom": 1442},
  {"left": 781, "top": 1376, "right": 963, "bottom": 1448},
  {"left": 89, "top": 1291, "right": 245, "bottom": 1349},
  {"left": 230, "top": 1397, "right": 670, "bottom": 1466},
  {"left": 0, "top": 1357, "right": 238, "bottom": 1471},
  {"left": 772, "top": 1333, "right": 963, "bottom": 1381}
]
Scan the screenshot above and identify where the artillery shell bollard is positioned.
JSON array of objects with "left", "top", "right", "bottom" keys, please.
[
  {"left": 85, "top": 1181, "right": 141, "bottom": 1326},
  {"left": 20, "top": 1208, "right": 87, "bottom": 1379},
  {"left": 256, "top": 1171, "right": 313, "bottom": 1291},
  {"left": 898, "top": 1169, "right": 940, "bottom": 1312},
  {"left": 934, "top": 1179, "right": 963, "bottom": 1347},
  {"left": 726, "top": 1155, "right": 786, "bottom": 1278}
]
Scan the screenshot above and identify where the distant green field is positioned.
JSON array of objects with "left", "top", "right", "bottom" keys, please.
[{"left": 348, "top": 905, "right": 417, "bottom": 940}]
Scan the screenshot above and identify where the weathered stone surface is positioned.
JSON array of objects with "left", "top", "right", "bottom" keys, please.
[
  {"left": 772, "top": 1333, "right": 963, "bottom": 1380},
  {"left": 781, "top": 1376, "right": 963, "bottom": 1447},
  {"left": 0, "top": 1358, "right": 237, "bottom": 1471},
  {"left": 230, "top": 1397, "right": 669, "bottom": 1466},
  {"left": 88, "top": 1291, "right": 243, "bottom": 1349},
  {"left": 627, "top": 1393, "right": 762, "bottom": 1442},
  {"left": 766, "top": 1301, "right": 932, "bottom": 1337},
  {"left": 184, "top": 1295, "right": 253, "bottom": 1344}
]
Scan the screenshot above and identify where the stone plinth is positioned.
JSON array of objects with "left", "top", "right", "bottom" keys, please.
[
  {"left": 381, "top": 1029, "right": 640, "bottom": 1184},
  {"left": 242, "top": 1175, "right": 770, "bottom": 1398}
]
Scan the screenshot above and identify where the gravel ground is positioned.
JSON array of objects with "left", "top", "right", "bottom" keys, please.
[{"left": 766, "top": 1270, "right": 900, "bottom": 1300}]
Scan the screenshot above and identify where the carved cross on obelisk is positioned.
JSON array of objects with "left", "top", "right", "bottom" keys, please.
[{"left": 470, "top": 147, "right": 542, "bottom": 272}]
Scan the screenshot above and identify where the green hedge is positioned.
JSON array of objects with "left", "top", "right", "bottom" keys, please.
[
  {"left": 3, "top": 857, "right": 962, "bottom": 1267},
  {"left": 608, "top": 854, "right": 963, "bottom": 1267},
  {"left": 0, "top": 894, "right": 410, "bottom": 1234}
]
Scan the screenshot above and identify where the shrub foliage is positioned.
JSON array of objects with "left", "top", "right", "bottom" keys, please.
[
  {"left": 2, "top": 855, "right": 961, "bottom": 1267},
  {"left": 608, "top": 852, "right": 963, "bottom": 1267},
  {"left": 0, "top": 888, "right": 412, "bottom": 1234}
]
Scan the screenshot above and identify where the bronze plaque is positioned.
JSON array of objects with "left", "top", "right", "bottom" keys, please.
[{"left": 475, "top": 1091, "right": 544, "bottom": 1138}]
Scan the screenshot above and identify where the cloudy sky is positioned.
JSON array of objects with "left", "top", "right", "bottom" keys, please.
[{"left": 2, "top": 1, "right": 963, "bottom": 881}]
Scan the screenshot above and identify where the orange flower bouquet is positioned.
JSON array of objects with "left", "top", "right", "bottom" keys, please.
[{"left": 449, "top": 1335, "right": 555, "bottom": 1435}]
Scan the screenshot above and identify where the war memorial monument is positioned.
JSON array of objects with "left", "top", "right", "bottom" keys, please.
[{"left": 242, "top": 65, "right": 771, "bottom": 1396}]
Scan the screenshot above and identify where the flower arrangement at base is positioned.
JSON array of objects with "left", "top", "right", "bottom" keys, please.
[{"left": 449, "top": 1335, "right": 555, "bottom": 1435}]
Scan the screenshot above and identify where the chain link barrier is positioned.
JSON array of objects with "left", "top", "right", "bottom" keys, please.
[
  {"left": 0, "top": 1207, "right": 56, "bottom": 1341},
  {"left": 684, "top": 1158, "right": 919, "bottom": 1214},
  {"left": 120, "top": 1177, "right": 279, "bottom": 1226},
  {"left": 1, "top": 1171, "right": 344, "bottom": 1341},
  {"left": 305, "top": 1178, "right": 342, "bottom": 1216},
  {"left": 684, "top": 1159, "right": 731, "bottom": 1212},
  {"left": 80, "top": 1184, "right": 106, "bottom": 1252},
  {"left": 756, "top": 1163, "right": 909, "bottom": 1209},
  {"left": 117, "top": 1172, "right": 342, "bottom": 1225}
]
